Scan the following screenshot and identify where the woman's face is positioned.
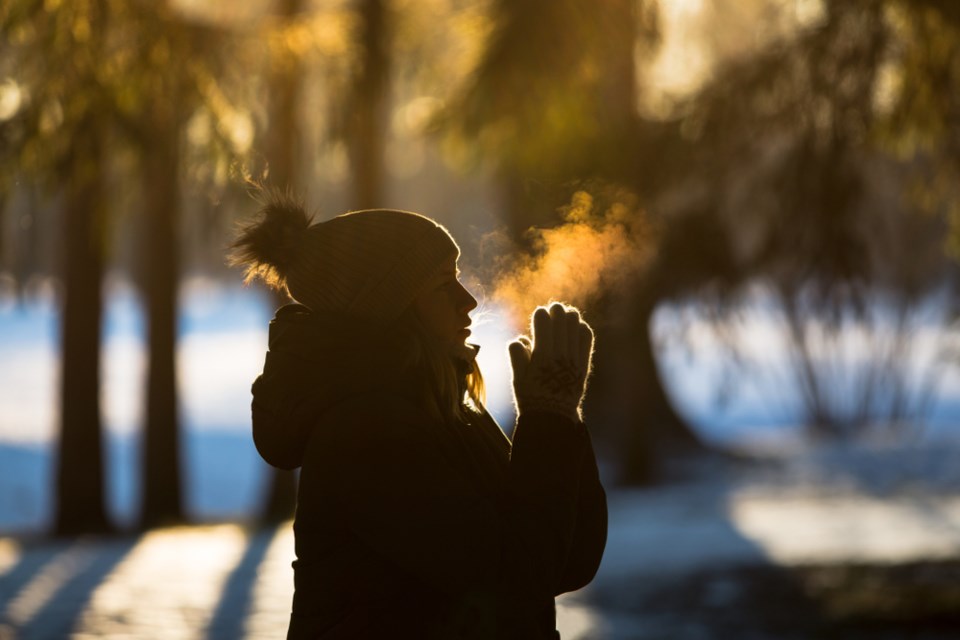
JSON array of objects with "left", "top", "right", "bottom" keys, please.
[{"left": 413, "top": 256, "right": 478, "bottom": 354}]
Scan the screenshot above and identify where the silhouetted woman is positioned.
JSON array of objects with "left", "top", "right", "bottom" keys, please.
[{"left": 231, "top": 193, "right": 607, "bottom": 639}]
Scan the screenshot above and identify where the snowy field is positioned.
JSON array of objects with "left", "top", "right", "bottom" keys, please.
[{"left": 2, "top": 277, "right": 960, "bottom": 535}]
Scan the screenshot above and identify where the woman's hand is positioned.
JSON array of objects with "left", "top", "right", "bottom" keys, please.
[{"left": 508, "top": 303, "right": 594, "bottom": 423}]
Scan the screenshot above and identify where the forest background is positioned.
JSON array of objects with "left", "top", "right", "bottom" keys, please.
[{"left": 1, "top": 0, "right": 960, "bottom": 635}]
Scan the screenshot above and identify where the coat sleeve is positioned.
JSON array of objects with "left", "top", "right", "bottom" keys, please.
[
  {"left": 303, "top": 397, "right": 602, "bottom": 608},
  {"left": 555, "top": 423, "right": 608, "bottom": 594}
]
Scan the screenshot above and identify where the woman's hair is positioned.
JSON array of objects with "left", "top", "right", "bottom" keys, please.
[{"left": 398, "top": 309, "right": 486, "bottom": 424}]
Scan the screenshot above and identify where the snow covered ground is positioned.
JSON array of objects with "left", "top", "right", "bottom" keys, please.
[
  {"left": 3, "top": 280, "right": 960, "bottom": 637},
  {"left": 567, "top": 444, "right": 960, "bottom": 638},
  {"left": 3, "top": 454, "right": 959, "bottom": 638}
]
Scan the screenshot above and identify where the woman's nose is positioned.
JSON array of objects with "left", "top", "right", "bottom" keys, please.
[{"left": 457, "top": 282, "right": 478, "bottom": 313}]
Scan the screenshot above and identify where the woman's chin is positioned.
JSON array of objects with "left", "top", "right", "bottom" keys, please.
[{"left": 450, "top": 341, "right": 477, "bottom": 362}]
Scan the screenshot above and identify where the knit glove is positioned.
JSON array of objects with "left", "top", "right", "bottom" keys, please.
[{"left": 508, "top": 303, "right": 594, "bottom": 423}]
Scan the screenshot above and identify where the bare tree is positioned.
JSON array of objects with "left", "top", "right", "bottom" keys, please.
[{"left": 343, "top": 0, "right": 391, "bottom": 209}]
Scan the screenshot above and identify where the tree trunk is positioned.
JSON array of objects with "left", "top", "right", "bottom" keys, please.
[
  {"left": 266, "top": 0, "right": 303, "bottom": 192},
  {"left": 613, "top": 205, "right": 747, "bottom": 486},
  {"left": 139, "top": 105, "right": 184, "bottom": 529},
  {"left": 347, "top": 0, "right": 389, "bottom": 209},
  {"left": 54, "top": 127, "right": 112, "bottom": 535},
  {"left": 259, "top": 0, "right": 305, "bottom": 523},
  {"left": 616, "top": 288, "right": 703, "bottom": 485}
]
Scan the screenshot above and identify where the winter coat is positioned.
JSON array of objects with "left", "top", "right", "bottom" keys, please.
[{"left": 251, "top": 304, "right": 608, "bottom": 639}]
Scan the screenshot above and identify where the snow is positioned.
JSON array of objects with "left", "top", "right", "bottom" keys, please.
[
  {"left": 2, "top": 278, "right": 960, "bottom": 580},
  {"left": 731, "top": 493, "right": 960, "bottom": 565}
]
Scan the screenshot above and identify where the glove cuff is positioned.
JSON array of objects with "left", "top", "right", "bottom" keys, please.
[{"left": 516, "top": 394, "right": 582, "bottom": 424}]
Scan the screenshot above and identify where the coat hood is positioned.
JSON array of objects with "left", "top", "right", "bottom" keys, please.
[{"left": 251, "top": 304, "right": 418, "bottom": 469}]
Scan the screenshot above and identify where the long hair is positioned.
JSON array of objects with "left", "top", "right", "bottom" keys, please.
[{"left": 396, "top": 309, "right": 486, "bottom": 425}]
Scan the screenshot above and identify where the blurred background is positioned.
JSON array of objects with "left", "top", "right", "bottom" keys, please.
[{"left": 2, "top": 0, "right": 960, "bottom": 637}]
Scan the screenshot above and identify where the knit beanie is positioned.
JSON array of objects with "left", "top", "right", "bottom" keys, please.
[
  {"left": 288, "top": 209, "right": 460, "bottom": 324},
  {"left": 231, "top": 195, "right": 461, "bottom": 326}
]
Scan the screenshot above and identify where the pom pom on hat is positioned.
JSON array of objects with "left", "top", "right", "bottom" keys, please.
[{"left": 230, "top": 190, "right": 312, "bottom": 291}]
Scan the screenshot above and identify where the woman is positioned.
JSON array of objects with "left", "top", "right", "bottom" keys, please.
[{"left": 231, "top": 193, "right": 607, "bottom": 639}]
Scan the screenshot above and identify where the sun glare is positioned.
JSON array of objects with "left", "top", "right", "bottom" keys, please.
[
  {"left": 0, "top": 526, "right": 297, "bottom": 638},
  {"left": 641, "top": 0, "right": 828, "bottom": 118},
  {"left": 555, "top": 598, "right": 603, "bottom": 639},
  {"left": 243, "top": 526, "right": 296, "bottom": 637},
  {"left": 731, "top": 494, "right": 960, "bottom": 565},
  {"left": 639, "top": 0, "right": 710, "bottom": 117},
  {"left": 0, "top": 79, "right": 24, "bottom": 122},
  {"left": 3, "top": 542, "right": 95, "bottom": 628},
  {"left": 0, "top": 539, "right": 18, "bottom": 577},
  {"left": 80, "top": 525, "right": 249, "bottom": 635},
  {"left": 169, "top": 0, "right": 273, "bottom": 26}
]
